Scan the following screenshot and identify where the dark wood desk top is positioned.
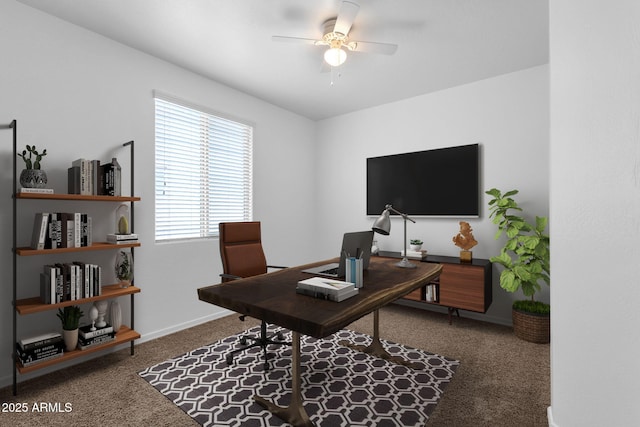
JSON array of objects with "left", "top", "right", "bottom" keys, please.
[{"left": 198, "top": 256, "right": 442, "bottom": 338}]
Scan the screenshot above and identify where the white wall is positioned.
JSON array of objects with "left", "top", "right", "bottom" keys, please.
[
  {"left": 549, "top": 1, "right": 640, "bottom": 426},
  {"left": 0, "top": 1, "right": 316, "bottom": 387},
  {"left": 314, "top": 65, "right": 549, "bottom": 325}
]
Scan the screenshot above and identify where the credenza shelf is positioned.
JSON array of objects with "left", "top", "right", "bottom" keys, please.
[{"left": 379, "top": 251, "right": 492, "bottom": 323}]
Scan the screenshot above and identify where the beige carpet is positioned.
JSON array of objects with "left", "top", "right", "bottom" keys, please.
[{"left": 0, "top": 304, "right": 549, "bottom": 426}]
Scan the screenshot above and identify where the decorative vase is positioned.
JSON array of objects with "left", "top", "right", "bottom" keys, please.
[
  {"left": 115, "top": 250, "right": 133, "bottom": 287},
  {"left": 19, "top": 169, "right": 47, "bottom": 188},
  {"left": 110, "top": 300, "right": 122, "bottom": 332},
  {"left": 410, "top": 244, "right": 422, "bottom": 252},
  {"left": 62, "top": 328, "right": 78, "bottom": 351}
]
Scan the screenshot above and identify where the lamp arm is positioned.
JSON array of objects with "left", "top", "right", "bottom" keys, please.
[{"left": 386, "top": 205, "right": 416, "bottom": 223}]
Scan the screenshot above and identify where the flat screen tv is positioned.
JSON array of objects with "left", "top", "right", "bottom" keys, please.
[{"left": 367, "top": 143, "right": 479, "bottom": 217}]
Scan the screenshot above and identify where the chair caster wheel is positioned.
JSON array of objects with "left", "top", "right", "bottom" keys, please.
[
  {"left": 226, "top": 354, "right": 234, "bottom": 365},
  {"left": 276, "top": 331, "right": 285, "bottom": 340},
  {"left": 240, "top": 337, "right": 248, "bottom": 345}
]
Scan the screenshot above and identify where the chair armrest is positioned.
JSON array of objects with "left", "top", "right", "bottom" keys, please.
[
  {"left": 267, "top": 265, "right": 287, "bottom": 270},
  {"left": 220, "top": 273, "right": 242, "bottom": 281}
]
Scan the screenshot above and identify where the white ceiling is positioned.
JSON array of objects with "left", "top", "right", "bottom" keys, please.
[{"left": 19, "top": 0, "right": 548, "bottom": 121}]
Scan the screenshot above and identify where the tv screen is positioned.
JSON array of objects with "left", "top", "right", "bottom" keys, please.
[{"left": 367, "top": 144, "right": 479, "bottom": 217}]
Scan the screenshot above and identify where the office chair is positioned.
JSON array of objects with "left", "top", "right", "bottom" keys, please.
[{"left": 218, "top": 221, "right": 290, "bottom": 370}]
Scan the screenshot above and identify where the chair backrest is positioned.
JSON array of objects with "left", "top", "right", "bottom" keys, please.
[{"left": 219, "top": 221, "right": 268, "bottom": 281}]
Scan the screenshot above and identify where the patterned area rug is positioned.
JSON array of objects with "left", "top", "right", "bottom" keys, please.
[{"left": 139, "top": 326, "right": 459, "bottom": 426}]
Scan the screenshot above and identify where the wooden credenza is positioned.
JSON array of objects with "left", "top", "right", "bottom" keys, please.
[{"left": 379, "top": 252, "right": 492, "bottom": 323}]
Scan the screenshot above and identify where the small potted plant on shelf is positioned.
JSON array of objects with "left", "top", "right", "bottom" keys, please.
[
  {"left": 486, "top": 188, "right": 550, "bottom": 343},
  {"left": 17, "top": 144, "right": 48, "bottom": 188},
  {"left": 57, "top": 305, "right": 84, "bottom": 351},
  {"left": 409, "top": 239, "right": 423, "bottom": 251}
]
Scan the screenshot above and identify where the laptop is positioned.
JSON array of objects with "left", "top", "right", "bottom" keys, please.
[{"left": 302, "top": 231, "right": 374, "bottom": 278}]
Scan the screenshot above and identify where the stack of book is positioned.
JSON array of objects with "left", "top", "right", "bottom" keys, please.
[
  {"left": 16, "top": 332, "right": 64, "bottom": 367},
  {"left": 106, "top": 233, "right": 138, "bottom": 245},
  {"left": 296, "top": 277, "right": 359, "bottom": 302},
  {"left": 78, "top": 324, "right": 116, "bottom": 350},
  {"left": 68, "top": 157, "right": 121, "bottom": 196},
  {"left": 40, "top": 262, "right": 102, "bottom": 304},
  {"left": 30, "top": 212, "right": 92, "bottom": 250}
]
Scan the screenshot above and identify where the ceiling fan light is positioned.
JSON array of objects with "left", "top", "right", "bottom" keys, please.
[{"left": 324, "top": 47, "right": 347, "bottom": 67}]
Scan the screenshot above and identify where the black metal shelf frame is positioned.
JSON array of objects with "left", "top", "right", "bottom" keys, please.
[{"left": 3, "top": 120, "right": 138, "bottom": 395}]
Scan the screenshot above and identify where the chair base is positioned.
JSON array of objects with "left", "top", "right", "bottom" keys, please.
[{"left": 226, "top": 320, "right": 290, "bottom": 371}]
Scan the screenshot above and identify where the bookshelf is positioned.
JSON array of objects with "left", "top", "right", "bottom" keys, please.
[{"left": 5, "top": 120, "right": 141, "bottom": 395}]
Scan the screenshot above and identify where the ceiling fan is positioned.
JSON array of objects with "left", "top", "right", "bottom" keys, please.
[{"left": 272, "top": 0, "right": 398, "bottom": 68}]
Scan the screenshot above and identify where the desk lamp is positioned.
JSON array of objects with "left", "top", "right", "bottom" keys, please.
[{"left": 372, "top": 204, "right": 416, "bottom": 268}]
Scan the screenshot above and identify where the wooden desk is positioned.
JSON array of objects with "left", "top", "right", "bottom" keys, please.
[{"left": 198, "top": 256, "right": 442, "bottom": 427}]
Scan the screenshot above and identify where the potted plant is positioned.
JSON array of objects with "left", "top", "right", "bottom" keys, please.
[
  {"left": 57, "top": 305, "right": 84, "bottom": 351},
  {"left": 486, "top": 188, "right": 550, "bottom": 343},
  {"left": 17, "top": 144, "right": 48, "bottom": 188},
  {"left": 409, "top": 239, "right": 423, "bottom": 251}
]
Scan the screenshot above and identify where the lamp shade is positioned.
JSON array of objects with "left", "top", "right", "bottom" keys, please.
[
  {"left": 324, "top": 47, "right": 347, "bottom": 67},
  {"left": 372, "top": 208, "right": 391, "bottom": 235}
]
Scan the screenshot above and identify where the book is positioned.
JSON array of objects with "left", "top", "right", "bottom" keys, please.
[
  {"left": 91, "top": 159, "right": 101, "bottom": 195},
  {"left": 47, "top": 212, "right": 61, "bottom": 249},
  {"left": 79, "top": 323, "right": 114, "bottom": 339},
  {"left": 68, "top": 166, "right": 80, "bottom": 194},
  {"left": 16, "top": 340, "right": 64, "bottom": 359},
  {"left": 18, "top": 187, "right": 54, "bottom": 194},
  {"left": 78, "top": 332, "right": 115, "bottom": 350},
  {"left": 18, "top": 332, "right": 62, "bottom": 350},
  {"left": 30, "top": 212, "right": 50, "bottom": 250},
  {"left": 106, "top": 233, "right": 138, "bottom": 241},
  {"left": 72, "top": 158, "right": 91, "bottom": 195},
  {"left": 296, "top": 286, "right": 359, "bottom": 302},
  {"left": 400, "top": 249, "right": 428, "bottom": 260},
  {"left": 297, "top": 277, "right": 356, "bottom": 296},
  {"left": 17, "top": 346, "right": 64, "bottom": 367}
]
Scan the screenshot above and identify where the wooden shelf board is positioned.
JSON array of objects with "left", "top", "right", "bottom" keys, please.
[
  {"left": 16, "top": 326, "right": 140, "bottom": 374},
  {"left": 15, "top": 193, "right": 140, "bottom": 202},
  {"left": 16, "top": 285, "right": 141, "bottom": 315},
  {"left": 16, "top": 241, "right": 140, "bottom": 256}
]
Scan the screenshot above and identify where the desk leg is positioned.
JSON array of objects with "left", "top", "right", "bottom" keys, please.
[
  {"left": 340, "top": 309, "right": 423, "bottom": 370},
  {"left": 254, "top": 331, "right": 313, "bottom": 427}
]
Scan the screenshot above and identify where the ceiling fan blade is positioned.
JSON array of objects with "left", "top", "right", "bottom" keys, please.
[
  {"left": 351, "top": 40, "right": 398, "bottom": 55},
  {"left": 334, "top": 0, "right": 360, "bottom": 35},
  {"left": 271, "top": 35, "right": 321, "bottom": 45}
]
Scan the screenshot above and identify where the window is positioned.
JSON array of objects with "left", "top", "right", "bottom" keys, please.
[{"left": 154, "top": 94, "right": 253, "bottom": 241}]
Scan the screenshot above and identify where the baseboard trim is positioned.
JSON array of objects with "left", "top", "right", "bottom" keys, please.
[
  {"left": 548, "top": 406, "right": 558, "bottom": 427},
  {"left": 136, "top": 309, "right": 233, "bottom": 344}
]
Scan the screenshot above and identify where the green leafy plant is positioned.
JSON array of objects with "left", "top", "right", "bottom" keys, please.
[
  {"left": 410, "top": 239, "right": 423, "bottom": 245},
  {"left": 17, "top": 145, "right": 47, "bottom": 170},
  {"left": 486, "top": 188, "right": 550, "bottom": 308},
  {"left": 56, "top": 305, "right": 84, "bottom": 331}
]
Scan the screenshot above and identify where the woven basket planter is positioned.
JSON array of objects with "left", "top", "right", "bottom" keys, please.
[{"left": 512, "top": 309, "right": 550, "bottom": 344}]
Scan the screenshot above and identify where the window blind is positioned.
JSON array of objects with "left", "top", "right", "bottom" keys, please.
[{"left": 155, "top": 96, "right": 253, "bottom": 241}]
